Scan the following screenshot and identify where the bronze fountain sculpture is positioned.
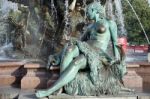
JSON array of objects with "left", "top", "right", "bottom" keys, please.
[
  {"left": 0, "top": 0, "right": 133, "bottom": 98},
  {"left": 36, "top": 1, "right": 128, "bottom": 98}
]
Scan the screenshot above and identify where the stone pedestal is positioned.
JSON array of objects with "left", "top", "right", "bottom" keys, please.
[
  {"left": 124, "top": 62, "right": 150, "bottom": 92},
  {"left": 0, "top": 61, "right": 26, "bottom": 87},
  {"left": 0, "top": 61, "right": 150, "bottom": 93},
  {"left": 148, "top": 53, "right": 150, "bottom": 62},
  {"left": 21, "top": 63, "right": 50, "bottom": 89},
  {"left": 20, "top": 62, "right": 150, "bottom": 92},
  {"left": 18, "top": 91, "right": 150, "bottom": 99},
  {"left": 123, "top": 64, "right": 142, "bottom": 91}
]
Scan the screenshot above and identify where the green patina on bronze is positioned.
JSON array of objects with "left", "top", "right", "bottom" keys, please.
[{"left": 36, "top": 1, "right": 127, "bottom": 98}]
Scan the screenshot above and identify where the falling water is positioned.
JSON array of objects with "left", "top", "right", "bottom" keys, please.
[
  {"left": 0, "top": 0, "right": 18, "bottom": 45},
  {"left": 125, "top": 0, "right": 150, "bottom": 44},
  {"left": 0, "top": 43, "right": 13, "bottom": 58},
  {"left": 83, "top": 0, "right": 87, "bottom": 22},
  {"left": 63, "top": 0, "right": 71, "bottom": 40},
  {"left": 0, "top": 0, "right": 18, "bottom": 59},
  {"left": 0, "top": 0, "right": 18, "bottom": 16},
  {"left": 50, "top": 0, "right": 58, "bottom": 52},
  {"left": 114, "top": 0, "right": 126, "bottom": 37},
  {"left": 51, "top": 0, "right": 58, "bottom": 29},
  {"left": 148, "top": 0, "right": 150, "bottom": 7},
  {"left": 106, "top": 0, "right": 114, "bottom": 20}
]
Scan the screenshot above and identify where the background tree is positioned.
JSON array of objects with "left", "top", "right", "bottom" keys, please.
[{"left": 122, "top": 0, "right": 150, "bottom": 45}]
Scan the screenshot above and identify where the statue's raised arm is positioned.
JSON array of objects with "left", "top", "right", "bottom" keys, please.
[{"left": 109, "top": 19, "right": 120, "bottom": 60}]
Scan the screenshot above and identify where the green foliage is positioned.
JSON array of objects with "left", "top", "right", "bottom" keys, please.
[{"left": 122, "top": 0, "right": 150, "bottom": 45}]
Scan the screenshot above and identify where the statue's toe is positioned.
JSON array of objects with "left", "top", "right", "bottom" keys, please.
[
  {"left": 35, "top": 90, "right": 47, "bottom": 98},
  {"left": 35, "top": 91, "right": 41, "bottom": 98}
]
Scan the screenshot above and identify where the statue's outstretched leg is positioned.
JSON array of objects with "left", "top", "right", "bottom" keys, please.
[{"left": 36, "top": 54, "right": 87, "bottom": 98}]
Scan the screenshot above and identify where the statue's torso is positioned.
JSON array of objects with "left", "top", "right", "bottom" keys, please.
[{"left": 86, "top": 19, "right": 110, "bottom": 51}]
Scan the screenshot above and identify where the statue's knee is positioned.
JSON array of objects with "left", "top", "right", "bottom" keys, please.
[
  {"left": 73, "top": 55, "right": 87, "bottom": 67},
  {"left": 66, "top": 45, "right": 74, "bottom": 52},
  {"left": 66, "top": 45, "right": 79, "bottom": 56},
  {"left": 67, "top": 48, "right": 73, "bottom": 53}
]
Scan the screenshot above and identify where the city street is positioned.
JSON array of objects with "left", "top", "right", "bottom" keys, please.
[{"left": 126, "top": 52, "right": 148, "bottom": 62}]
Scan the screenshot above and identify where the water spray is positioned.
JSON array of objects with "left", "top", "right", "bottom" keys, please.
[
  {"left": 63, "top": 0, "right": 71, "bottom": 41},
  {"left": 50, "top": 0, "right": 58, "bottom": 52},
  {"left": 50, "top": 0, "right": 58, "bottom": 29},
  {"left": 106, "top": 0, "right": 114, "bottom": 20},
  {"left": 1, "top": 0, "right": 18, "bottom": 15},
  {"left": 114, "top": 0, "right": 126, "bottom": 37},
  {"left": 83, "top": 0, "right": 87, "bottom": 22},
  {"left": 148, "top": 0, "right": 150, "bottom": 7},
  {"left": 36, "top": 24, "right": 47, "bottom": 58},
  {"left": 125, "top": 0, "right": 150, "bottom": 44}
]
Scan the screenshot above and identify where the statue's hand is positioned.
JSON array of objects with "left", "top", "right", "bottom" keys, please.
[
  {"left": 70, "top": 37, "right": 78, "bottom": 44},
  {"left": 46, "top": 55, "right": 54, "bottom": 70},
  {"left": 110, "top": 59, "right": 121, "bottom": 66},
  {"left": 114, "top": 56, "right": 120, "bottom": 63},
  {"left": 47, "top": 55, "right": 60, "bottom": 70},
  {"left": 115, "top": 44, "right": 125, "bottom": 62}
]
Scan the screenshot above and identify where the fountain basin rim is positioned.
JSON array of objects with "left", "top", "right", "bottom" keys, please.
[{"left": 0, "top": 59, "right": 45, "bottom": 67}]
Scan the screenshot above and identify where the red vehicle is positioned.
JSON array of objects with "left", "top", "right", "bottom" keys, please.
[
  {"left": 118, "top": 37, "right": 149, "bottom": 53},
  {"left": 118, "top": 37, "right": 127, "bottom": 53}
]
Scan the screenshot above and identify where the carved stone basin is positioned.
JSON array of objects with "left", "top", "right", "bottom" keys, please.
[{"left": 0, "top": 59, "right": 45, "bottom": 88}]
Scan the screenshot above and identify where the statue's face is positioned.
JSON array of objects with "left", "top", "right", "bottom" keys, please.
[{"left": 86, "top": 9, "right": 95, "bottom": 20}]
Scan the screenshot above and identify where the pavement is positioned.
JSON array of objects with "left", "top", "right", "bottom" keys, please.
[{"left": 1, "top": 86, "right": 150, "bottom": 99}]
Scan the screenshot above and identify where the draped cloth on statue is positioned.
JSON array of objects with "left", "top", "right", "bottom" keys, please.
[{"left": 64, "top": 41, "right": 121, "bottom": 95}]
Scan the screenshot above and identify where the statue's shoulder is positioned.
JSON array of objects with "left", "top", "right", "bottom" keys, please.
[
  {"left": 107, "top": 18, "right": 115, "bottom": 23},
  {"left": 107, "top": 19, "right": 117, "bottom": 28}
]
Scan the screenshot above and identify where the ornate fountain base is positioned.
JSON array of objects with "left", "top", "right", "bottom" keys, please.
[
  {"left": 148, "top": 53, "right": 150, "bottom": 62},
  {"left": 0, "top": 60, "right": 150, "bottom": 93},
  {"left": 0, "top": 61, "right": 26, "bottom": 87},
  {"left": 21, "top": 63, "right": 49, "bottom": 89},
  {"left": 0, "top": 86, "right": 150, "bottom": 99},
  {"left": 0, "top": 59, "right": 49, "bottom": 89},
  {"left": 124, "top": 62, "right": 150, "bottom": 92},
  {"left": 17, "top": 91, "right": 150, "bottom": 99}
]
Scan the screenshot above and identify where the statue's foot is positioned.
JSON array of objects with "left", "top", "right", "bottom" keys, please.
[
  {"left": 35, "top": 90, "right": 50, "bottom": 98},
  {"left": 52, "top": 88, "right": 63, "bottom": 95},
  {"left": 121, "top": 87, "right": 135, "bottom": 92}
]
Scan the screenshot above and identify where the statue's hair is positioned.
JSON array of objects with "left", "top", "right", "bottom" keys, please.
[{"left": 86, "top": 1, "right": 106, "bottom": 18}]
